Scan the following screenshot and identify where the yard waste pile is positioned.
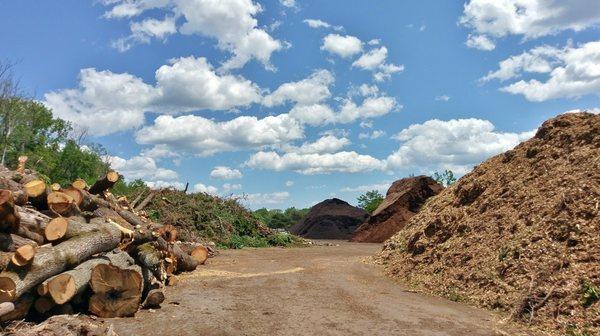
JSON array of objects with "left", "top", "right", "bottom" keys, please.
[
  {"left": 378, "top": 112, "right": 599, "bottom": 335},
  {"left": 289, "top": 198, "right": 368, "bottom": 239},
  {"left": 351, "top": 176, "right": 443, "bottom": 243},
  {"left": 137, "top": 189, "right": 298, "bottom": 248},
  {"left": 0, "top": 164, "right": 211, "bottom": 328}
]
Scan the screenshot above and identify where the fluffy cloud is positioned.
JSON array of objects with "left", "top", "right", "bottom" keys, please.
[
  {"left": 465, "top": 34, "right": 495, "bottom": 51},
  {"left": 483, "top": 41, "right": 600, "bottom": 101},
  {"left": 113, "top": 15, "right": 177, "bottom": 52},
  {"left": 136, "top": 113, "right": 304, "bottom": 156},
  {"left": 386, "top": 118, "right": 535, "bottom": 173},
  {"left": 262, "top": 70, "right": 334, "bottom": 107},
  {"left": 435, "top": 95, "right": 451, "bottom": 101},
  {"left": 245, "top": 151, "right": 385, "bottom": 174},
  {"left": 303, "top": 19, "right": 343, "bottom": 31},
  {"left": 193, "top": 183, "right": 219, "bottom": 195},
  {"left": 107, "top": 155, "right": 180, "bottom": 183},
  {"left": 285, "top": 180, "right": 294, "bottom": 187},
  {"left": 341, "top": 182, "right": 390, "bottom": 193},
  {"left": 284, "top": 135, "right": 350, "bottom": 154},
  {"left": 461, "top": 0, "right": 600, "bottom": 49},
  {"left": 242, "top": 191, "right": 289, "bottom": 205},
  {"left": 44, "top": 69, "right": 157, "bottom": 136},
  {"left": 288, "top": 96, "right": 398, "bottom": 126},
  {"left": 153, "top": 56, "right": 261, "bottom": 111},
  {"left": 210, "top": 166, "right": 243, "bottom": 180},
  {"left": 321, "top": 34, "right": 363, "bottom": 58},
  {"left": 279, "top": 0, "right": 295, "bottom": 8},
  {"left": 358, "top": 130, "right": 386, "bottom": 139},
  {"left": 352, "top": 46, "right": 404, "bottom": 82},
  {"left": 103, "top": 0, "right": 283, "bottom": 69},
  {"left": 222, "top": 183, "right": 242, "bottom": 193},
  {"left": 44, "top": 56, "right": 261, "bottom": 135}
]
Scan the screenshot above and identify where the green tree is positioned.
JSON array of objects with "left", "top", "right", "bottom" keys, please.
[
  {"left": 432, "top": 170, "right": 457, "bottom": 187},
  {"left": 357, "top": 190, "right": 384, "bottom": 214}
]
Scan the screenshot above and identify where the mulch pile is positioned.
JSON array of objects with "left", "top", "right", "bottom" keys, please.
[
  {"left": 289, "top": 198, "right": 368, "bottom": 239},
  {"left": 377, "top": 112, "right": 599, "bottom": 335},
  {"left": 351, "top": 176, "right": 443, "bottom": 243}
]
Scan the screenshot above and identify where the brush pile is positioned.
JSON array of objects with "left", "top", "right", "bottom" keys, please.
[
  {"left": 378, "top": 112, "right": 599, "bottom": 335},
  {"left": 0, "top": 163, "right": 210, "bottom": 324}
]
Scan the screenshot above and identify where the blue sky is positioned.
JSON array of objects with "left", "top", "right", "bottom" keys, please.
[{"left": 1, "top": 0, "right": 599, "bottom": 209}]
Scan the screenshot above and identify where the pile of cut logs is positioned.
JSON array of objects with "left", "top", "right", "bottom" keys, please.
[{"left": 0, "top": 161, "right": 209, "bottom": 322}]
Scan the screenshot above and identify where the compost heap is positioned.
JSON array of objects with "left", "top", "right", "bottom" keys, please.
[
  {"left": 351, "top": 176, "right": 443, "bottom": 243},
  {"left": 378, "top": 112, "right": 599, "bottom": 335},
  {"left": 289, "top": 198, "right": 368, "bottom": 239}
]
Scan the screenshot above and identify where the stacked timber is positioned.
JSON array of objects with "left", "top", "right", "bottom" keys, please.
[{"left": 0, "top": 163, "right": 211, "bottom": 323}]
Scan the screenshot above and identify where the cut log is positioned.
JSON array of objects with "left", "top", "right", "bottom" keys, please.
[
  {"left": 71, "top": 178, "right": 87, "bottom": 190},
  {"left": 34, "top": 296, "right": 55, "bottom": 314},
  {"left": 16, "top": 156, "right": 27, "bottom": 174},
  {"left": 88, "top": 262, "right": 143, "bottom": 317},
  {"left": 177, "top": 242, "right": 209, "bottom": 265},
  {"left": 0, "top": 301, "right": 14, "bottom": 317},
  {"left": 88, "top": 171, "right": 119, "bottom": 195},
  {"left": 93, "top": 207, "right": 132, "bottom": 230},
  {"left": 155, "top": 237, "right": 198, "bottom": 273},
  {"left": 0, "top": 233, "right": 37, "bottom": 252},
  {"left": 0, "top": 222, "right": 122, "bottom": 302},
  {"left": 23, "top": 179, "right": 49, "bottom": 209},
  {"left": 134, "top": 191, "right": 155, "bottom": 212},
  {"left": 50, "top": 183, "right": 61, "bottom": 192},
  {"left": 61, "top": 187, "right": 83, "bottom": 207},
  {"left": 0, "top": 180, "right": 27, "bottom": 206},
  {"left": 11, "top": 244, "right": 35, "bottom": 267},
  {"left": 141, "top": 266, "right": 164, "bottom": 309},
  {"left": 142, "top": 289, "right": 165, "bottom": 309},
  {"left": 47, "top": 191, "right": 77, "bottom": 216},
  {"left": 0, "top": 190, "right": 19, "bottom": 233},
  {"left": 135, "top": 243, "right": 167, "bottom": 282},
  {"left": 15, "top": 226, "right": 44, "bottom": 245},
  {"left": 46, "top": 250, "right": 133, "bottom": 305},
  {"left": 157, "top": 224, "right": 177, "bottom": 243},
  {"left": 17, "top": 206, "right": 51, "bottom": 234},
  {"left": 0, "top": 292, "right": 33, "bottom": 322},
  {"left": 44, "top": 217, "right": 96, "bottom": 242},
  {"left": 0, "top": 252, "right": 12, "bottom": 272}
]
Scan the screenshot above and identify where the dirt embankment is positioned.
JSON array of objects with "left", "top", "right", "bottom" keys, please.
[
  {"left": 378, "top": 112, "right": 599, "bottom": 335},
  {"left": 289, "top": 198, "right": 368, "bottom": 239},
  {"left": 352, "top": 176, "right": 443, "bottom": 243}
]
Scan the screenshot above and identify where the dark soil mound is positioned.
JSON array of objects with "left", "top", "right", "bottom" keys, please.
[
  {"left": 351, "top": 176, "right": 443, "bottom": 243},
  {"left": 289, "top": 198, "right": 368, "bottom": 239},
  {"left": 378, "top": 112, "right": 599, "bottom": 335}
]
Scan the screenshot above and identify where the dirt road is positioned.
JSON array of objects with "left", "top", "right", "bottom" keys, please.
[{"left": 107, "top": 242, "right": 527, "bottom": 336}]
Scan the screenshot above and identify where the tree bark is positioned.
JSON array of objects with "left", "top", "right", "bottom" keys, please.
[
  {"left": 88, "top": 171, "right": 119, "bottom": 195},
  {"left": 45, "top": 250, "right": 133, "bottom": 305},
  {"left": 17, "top": 205, "right": 51, "bottom": 234},
  {"left": 44, "top": 217, "right": 96, "bottom": 242},
  {"left": 0, "top": 233, "right": 37, "bottom": 252},
  {"left": 177, "top": 242, "right": 209, "bottom": 265},
  {"left": 0, "top": 189, "right": 19, "bottom": 233},
  {"left": 134, "top": 191, "right": 154, "bottom": 212},
  {"left": 134, "top": 243, "right": 167, "bottom": 282},
  {"left": 154, "top": 237, "right": 198, "bottom": 273},
  {"left": 0, "top": 222, "right": 122, "bottom": 302},
  {"left": 93, "top": 207, "right": 132, "bottom": 230},
  {"left": 11, "top": 244, "right": 35, "bottom": 266}
]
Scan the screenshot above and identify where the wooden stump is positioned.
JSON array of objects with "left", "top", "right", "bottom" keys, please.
[
  {"left": 177, "top": 242, "right": 209, "bottom": 265},
  {"left": 11, "top": 244, "right": 35, "bottom": 267},
  {"left": 47, "top": 191, "right": 77, "bottom": 216},
  {"left": 23, "top": 179, "right": 48, "bottom": 209}
]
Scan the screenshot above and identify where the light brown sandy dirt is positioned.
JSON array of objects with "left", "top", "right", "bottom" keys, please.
[{"left": 106, "top": 242, "right": 534, "bottom": 336}]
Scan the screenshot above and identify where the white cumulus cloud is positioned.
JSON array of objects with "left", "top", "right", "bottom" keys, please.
[
  {"left": 321, "top": 34, "right": 363, "bottom": 58},
  {"left": 210, "top": 166, "right": 243, "bottom": 180}
]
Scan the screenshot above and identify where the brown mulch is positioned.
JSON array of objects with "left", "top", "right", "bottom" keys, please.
[{"left": 378, "top": 112, "right": 600, "bottom": 335}]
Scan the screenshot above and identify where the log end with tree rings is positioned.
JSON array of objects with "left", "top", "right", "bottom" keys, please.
[
  {"left": 71, "top": 179, "right": 87, "bottom": 190},
  {"left": 47, "top": 192, "right": 76, "bottom": 216},
  {"left": 45, "top": 217, "right": 69, "bottom": 242},
  {"left": 0, "top": 277, "right": 17, "bottom": 302},
  {"left": 88, "top": 263, "right": 142, "bottom": 318},
  {"left": 11, "top": 244, "right": 35, "bottom": 267},
  {"left": 47, "top": 273, "right": 76, "bottom": 305},
  {"left": 23, "top": 180, "right": 46, "bottom": 198}
]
